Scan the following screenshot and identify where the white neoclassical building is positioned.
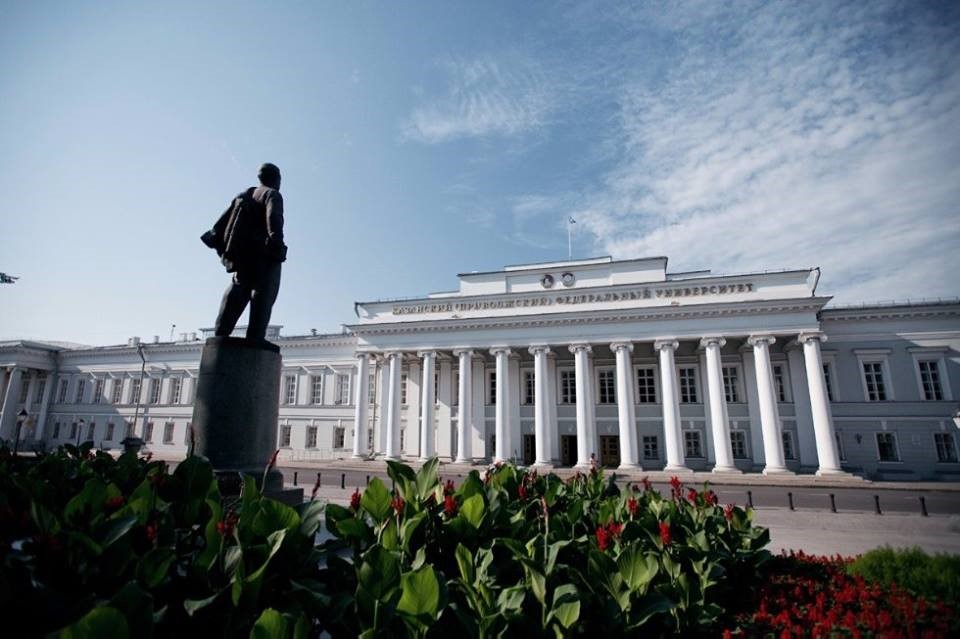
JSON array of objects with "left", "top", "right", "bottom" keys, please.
[{"left": 2, "top": 256, "right": 959, "bottom": 480}]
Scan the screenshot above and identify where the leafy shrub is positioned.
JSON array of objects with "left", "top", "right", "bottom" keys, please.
[{"left": 848, "top": 546, "right": 960, "bottom": 604}]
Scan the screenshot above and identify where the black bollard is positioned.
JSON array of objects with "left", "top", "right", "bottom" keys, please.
[
  {"left": 341, "top": 473, "right": 346, "bottom": 489},
  {"left": 317, "top": 472, "right": 321, "bottom": 488},
  {"left": 829, "top": 493, "right": 837, "bottom": 513},
  {"left": 874, "top": 495, "right": 882, "bottom": 515},
  {"left": 293, "top": 471, "right": 298, "bottom": 486},
  {"left": 747, "top": 490, "right": 754, "bottom": 508},
  {"left": 366, "top": 474, "right": 370, "bottom": 485},
  {"left": 787, "top": 492, "right": 795, "bottom": 511},
  {"left": 920, "top": 496, "right": 928, "bottom": 517}
]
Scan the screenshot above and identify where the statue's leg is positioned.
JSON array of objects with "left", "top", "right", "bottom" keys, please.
[
  {"left": 214, "top": 271, "right": 252, "bottom": 337},
  {"left": 247, "top": 262, "right": 282, "bottom": 341}
]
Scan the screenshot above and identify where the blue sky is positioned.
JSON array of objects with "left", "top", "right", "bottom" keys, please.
[{"left": 1, "top": 1, "right": 958, "bottom": 345}]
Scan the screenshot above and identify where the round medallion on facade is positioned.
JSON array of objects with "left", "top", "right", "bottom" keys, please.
[
  {"left": 561, "top": 272, "right": 576, "bottom": 287},
  {"left": 540, "top": 274, "right": 555, "bottom": 289}
]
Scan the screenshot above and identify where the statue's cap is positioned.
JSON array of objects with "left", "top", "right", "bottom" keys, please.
[{"left": 258, "top": 163, "right": 281, "bottom": 182}]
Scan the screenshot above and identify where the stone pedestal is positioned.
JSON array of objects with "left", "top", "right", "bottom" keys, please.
[{"left": 192, "top": 337, "right": 302, "bottom": 504}]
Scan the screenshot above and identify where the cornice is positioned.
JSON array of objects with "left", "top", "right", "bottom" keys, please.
[{"left": 820, "top": 304, "right": 960, "bottom": 322}]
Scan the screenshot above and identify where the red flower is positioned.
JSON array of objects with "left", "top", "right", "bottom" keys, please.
[
  {"left": 350, "top": 488, "right": 361, "bottom": 511},
  {"left": 669, "top": 476, "right": 683, "bottom": 499},
  {"left": 658, "top": 521, "right": 671, "bottom": 545},
  {"left": 722, "top": 631, "right": 733, "bottom": 639},
  {"left": 444, "top": 494, "right": 457, "bottom": 517},
  {"left": 145, "top": 523, "right": 158, "bottom": 543},
  {"left": 687, "top": 487, "right": 699, "bottom": 503},
  {"left": 724, "top": 503, "right": 736, "bottom": 521},
  {"left": 105, "top": 495, "right": 125, "bottom": 512},
  {"left": 608, "top": 521, "right": 623, "bottom": 539},
  {"left": 518, "top": 484, "right": 528, "bottom": 500},
  {"left": 706, "top": 490, "right": 718, "bottom": 506},
  {"left": 216, "top": 510, "right": 238, "bottom": 537},
  {"left": 595, "top": 525, "right": 610, "bottom": 551},
  {"left": 390, "top": 496, "right": 405, "bottom": 516},
  {"left": 669, "top": 476, "right": 681, "bottom": 491},
  {"left": 627, "top": 496, "right": 639, "bottom": 517}
]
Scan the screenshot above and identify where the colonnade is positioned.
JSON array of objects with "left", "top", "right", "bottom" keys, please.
[{"left": 350, "top": 331, "right": 845, "bottom": 475}]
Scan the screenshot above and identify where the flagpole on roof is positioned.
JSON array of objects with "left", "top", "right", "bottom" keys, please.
[{"left": 567, "top": 217, "right": 576, "bottom": 260}]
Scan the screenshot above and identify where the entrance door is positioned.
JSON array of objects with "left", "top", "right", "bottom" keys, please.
[
  {"left": 561, "top": 435, "right": 577, "bottom": 467},
  {"left": 523, "top": 434, "right": 535, "bottom": 465},
  {"left": 599, "top": 436, "right": 620, "bottom": 468}
]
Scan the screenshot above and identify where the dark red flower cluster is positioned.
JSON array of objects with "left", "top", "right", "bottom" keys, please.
[
  {"left": 658, "top": 521, "right": 671, "bottom": 546},
  {"left": 443, "top": 494, "right": 457, "bottom": 517},
  {"left": 350, "top": 488, "right": 361, "bottom": 511},
  {"left": 627, "top": 496, "right": 639, "bottom": 518},
  {"left": 686, "top": 487, "right": 699, "bottom": 503},
  {"left": 669, "top": 476, "right": 683, "bottom": 500},
  {"left": 216, "top": 509, "right": 239, "bottom": 537},
  {"left": 443, "top": 479, "right": 455, "bottom": 496},
  {"left": 518, "top": 484, "right": 528, "bottom": 500},
  {"left": 724, "top": 503, "right": 736, "bottom": 521},
  {"left": 726, "top": 552, "right": 957, "bottom": 638},
  {"left": 390, "top": 496, "right": 405, "bottom": 516},
  {"left": 145, "top": 522, "right": 158, "bottom": 543},
  {"left": 705, "top": 490, "right": 718, "bottom": 506},
  {"left": 105, "top": 495, "right": 125, "bottom": 513},
  {"left": 594, "top": 519, "right": 624, "bottom": 551}
]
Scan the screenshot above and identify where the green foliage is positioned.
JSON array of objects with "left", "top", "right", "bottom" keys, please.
[{"left": 848, "top": 546, "right": 960, "bottom": 604}]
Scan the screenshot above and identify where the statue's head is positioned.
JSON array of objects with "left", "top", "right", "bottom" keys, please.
[{"left": 258, "top": 163, "right": 281, "bottom": 189}]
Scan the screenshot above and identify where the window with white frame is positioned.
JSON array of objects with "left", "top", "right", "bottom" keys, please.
[
  {"left": 130, "top": 378, "right": 142, "bottom": 405},
  {"left": 143, "top": 422, "right": 154, "bottom": 443},
  {"left": 333, "top": 426, "right": 345, "bottom": 449},
  {"left": 400, "top": 427, "right": 406, "bottom": 450},
  {"left": 935, "top": 432, "right": 958, "bottom": 462},
  {"left": 74, "top": 379, "right": 86, "bottom": 404},
  {"left": 452, "top": 372, "right": 460, "bottom": 405},
  {"left": 597, "top": 369, "right": 616, "bottom": 404},
  {"left": 487, "top": 371, "right": 496, "bottom": 404},
  {"left": 125, "top": 421, "right": 135, "bottom": 438},
  {"left": 721, "top": 366, "right": 740, "bottom": 403},
  {"left": 917, "top": 360, "right": 944, "bottom": 401},
  {"left": 560, "top": 370, "right": 576, "bottom": 404},
  {"left": 149, "top": 378, "right": 161, "bottom": 405},
  {"left": 862, "top": 362, "right": 887, "bottom": 401},
  {"left": 336, "top": 373, "right": 351, "bottom": 405},
  {"left": 279, "top": 424, "right": 292, "bottom": 448},
  {"left": 163, "top": 422, "right": 175, "bottom": 444},
  {"left": 367, "top": 373, "right": 376, "bottom": 405},
  {"left": 58, "top": 379, "right": 69, "bottom": 404},
  {"left": 434, "top": 371, "right": 440, "bottom": 404},
  {"left": 283, "top": 375, "right": 297, "bottom": 405},
  {"left": 522, "top": 371, "right": 534, "bottom": 405},
  {"left": 684, "top": 430, "right": 703, "bottom": 458},
  {"left": 730, "top": 431, "right": 748, "bottom": 459},
  {"left": 105, "top": 423, "right": 115, "bottom": 441},
  {"left": 52, "top": 422, "right": 61, "bottom": 439},
  {"left": 306, "top": 426, "right": 318, "bottom": 449},
  {"left": 782, "top": 431, "right": 796, "bottom": 460},
  {"left": 772, "top": 364, "right": 789, "bottom": 402},
  {"left": 86, "top": 422, "right": 95, "bottom": 441},
  {"left": 678, "top": 367, "right": 698, "bottom": 403},
  {"left": 170, "top": 377, "right": 182, "bottom": 404},
  {"left": 311, "top": 375, "right": 323, "bottom": 405},
  {"left": 876, "top": 432, "right": 899, "bottom": 462},
  {"left": 823, "top": 363, "right": 835, "bottom": 402},
  {"left": 33, "top": 375, "right": 45, "bottom": 405},
  {"left": 401, "top": 373, "right": 409, "bottom": 405},
  {"left": 93, "top": 378, "right": 104, "bottom": 404},
  {"left": 111, "top": 379, "right": 124, "bottom": 404},
  {"left": 69, "top": 422, "right": 77, "bottom": 439},
  {"left": 642, "top": 435, "right": 659, "bottom": 460},
  {"left": 636, "top": 367, "right": 657, "bottom": 403}
]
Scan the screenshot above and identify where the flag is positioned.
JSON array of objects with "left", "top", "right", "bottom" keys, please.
[{"left": 568, "top": 217, "right": 576, "bottom": 225}]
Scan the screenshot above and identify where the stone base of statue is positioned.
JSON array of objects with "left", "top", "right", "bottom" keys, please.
[{"left": 191, "top": 337, "right": 303, "bottom": 506}]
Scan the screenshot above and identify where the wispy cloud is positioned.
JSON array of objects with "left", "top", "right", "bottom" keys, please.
[{"left": 402, "top": 53, "right": 553, "bottom": 143}]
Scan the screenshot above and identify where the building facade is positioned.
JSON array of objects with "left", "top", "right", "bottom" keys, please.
[{"left": 2, "top": 256, "right": 958, "bottom": 480}]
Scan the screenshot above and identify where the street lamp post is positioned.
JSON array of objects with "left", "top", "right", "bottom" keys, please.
[
  {"left": 131, "top": 343, "right": 146, "bottom": 440},
  {"left": 14, "top": 409, "right": 27, "bottom": 456}
]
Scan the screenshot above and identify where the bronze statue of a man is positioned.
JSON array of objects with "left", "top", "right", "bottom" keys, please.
[{"left": 201, "top": 163, "right": 287, "bottom": 342}]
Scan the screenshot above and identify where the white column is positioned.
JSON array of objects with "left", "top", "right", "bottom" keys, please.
[
  {"left": 654, "top": 340, "right": 689, "bottom": 472},
  {"left": 454, "top": 349, "right": 473, "bottom": 463},
  {"left": 491, "top": 347, "right": 512, "bottom": 463},
  {"left": 35, "top": 371, "right": 57, "bottom": 441},
  {"left": 0, "top": 368, "right": 9, "bottom": 407},
  {"left": 529, "top": 345, "right": 552, "bottom": 466},
  {"left": 22, "top": 372, "right": 38, "bottom": 409},
  {"left": 798, "top": 332, "right": 844, "bottom": 475},
  {"left": 352, "top": 354, "right": 371, "bottom": 459},
  {"left": 748, "top": 335, "right": 789, "bottom": 474},
  {"left": 611, "top": 342, "right": 640, "bottom": 469},
  {"left": 701, "top": 337, "right": 739, "bottom": 473},
  {"left": 419, "top": 351, "right": 437, "bottom": 460},
  {"left": 0, "top": 367, "right": 24, "bottom": 441},
  {"left": 384, "top": 352, "right": 403, "bottom": 460},
  {"left": 569, "top": 344, "right": 596, "bottom": 468}
]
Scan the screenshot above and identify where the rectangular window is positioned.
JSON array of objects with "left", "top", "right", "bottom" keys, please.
[
  {"left": 642, "top": 435, "right": 659, "bottom": 460},
  {"left": 400, "top": 428, "right": 406, "bottom": 450},
  {"left": 679, "top": 368, "right": 698, "bottom": 403},
  {"left": 488, "top": 371, "right": 496, "bottom": 405},
  {"left": 560, "top": 370, "right": 576, "bottom": 404},
  {"left": 597, "top": 370, "right": 616, "bottom": 404},
  {"left": 918, "top": 360, "right": 944, "bottom": 401},
  {"left": 75, "top": 379, "right": 86, "bottom": 404},
  {"left": 311, "top": 375, "right": 323, "bottom": 404},
  {"left": 823, "top": 363, "right": 835, "bottom": 402},
  {"left": 334, "top": 427, "right": 345, "bottom": 449},
  {"left": 636, "top": 367, "right": 657, "bottom": 403},
  {"left": 401, "top": 373, "right": 409, "bottom": 405},
  {"left": 452, "top": 372, "right": 460, "bottom": 405},
  {"left": 782, "top": 431, "right": 796, "bottom": 460},
  {"left": 684, "top": 430, "right": 703, "bottom": 458},
  {"left": 143, "top": 422, "right": 154, "bottom": 443},
  {"left": 69, "top": 422, "right": 77, "bottom": 439},
  {"left": 367, "top": 425, "right": 374, "bottom": 450},
  {"left": 522, "top": 371, "right": 535, "bottom": 405},
  {"left": 126, "top": 421, "right": 135, "bottom": 439},
  {"left": 368, "top": 373, "right": 376, "bottom": 405},
  {"left": 863, "top": 362, "right": 887, "bottom": 401},
  {"left": 170, "top": 377, "right": 182, "bottom": 404},
  {"left": 19, "top": 379, "right": 30, "bottom": 403},
  {"left": 306, "top": 426, "right": 317, "bottom": 449},
  {"left": 53, "top": 422, "right": 61, "bottom": 439},
  {"left": 34, "top": 375, "right": 46, "bottom": 405},
  {"left": 730, "top": 431, "right": 748, "bottom": 459},
  {"left": 283, "top": 375, "right": 297, "bottom": 405},
  {"left": 130, "top": 378, "right": 142, "bottom": 405},
  {"left": 86, "top": 422, "right": 95, "bottom": 441},
  {"left": 772, "top": 365, "right": 788, "bottom": 402},
  {"left": 434, "top": 371, "right": 440, "bottom": 404},
  {"left": 163, "top": 422, "right": 174, "bottom": 444},
  {"left": 58, "top": 379, "right": 69, "bottom": 403},
  {"left": 93, "top": 379, "right": 104, "bottom": 404},
  {"left": 876, "top": 432, "right": 899, "bottom": 462},
  {"left": 112, "top": 379, "right": 124, "bottom": 404},
  {"left": 106, "top": 423, "right": 115, "bottom": 441},
  {"left": 721, "top": 366, "right": 740, "bottom": 403},
  {"left": 935, "top": 433, "right": 958, "bottom": 462},
  {"left": 149, "top": 378, "right": 161, "bottom": 405},
  {"left": 336, "top": 373, "right": 351, "bottom": 405},
  {"left": 279, "top": 425, "right": 292, "bottom": 448}
]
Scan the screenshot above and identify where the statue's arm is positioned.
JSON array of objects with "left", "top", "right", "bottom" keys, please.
[{"left": 265, "top": 190, "right": 287, "bottom": 260}]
